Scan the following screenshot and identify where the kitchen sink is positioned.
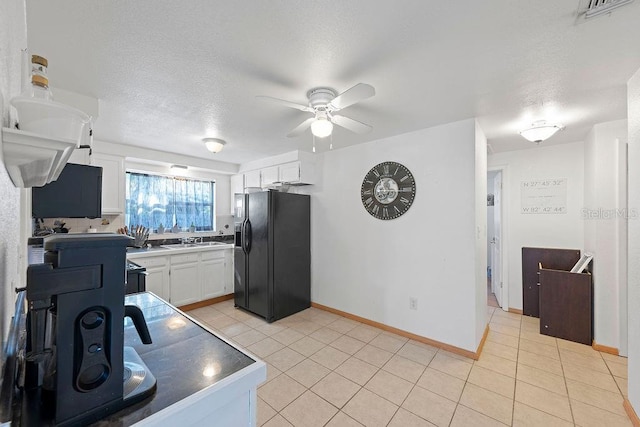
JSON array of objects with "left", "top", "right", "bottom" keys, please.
[{"left": 127, "top": 246, "right": 170, "bottom": 253}]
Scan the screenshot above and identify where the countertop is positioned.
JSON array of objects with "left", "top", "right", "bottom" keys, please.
[
  {"left": 93, "top": 292, "right": 263, "bottom": 426},
  {"left": 126, "top": 242, "right": 234, "bottom": 258}
]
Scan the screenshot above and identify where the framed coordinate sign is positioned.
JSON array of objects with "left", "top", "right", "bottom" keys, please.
[{"left": 361, "top": 161, "right": 416, "bottom": 220}]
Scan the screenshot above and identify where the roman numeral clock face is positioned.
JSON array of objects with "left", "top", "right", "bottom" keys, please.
[{"left": 361, "top": 161, "right": 416, "bottom": 220}]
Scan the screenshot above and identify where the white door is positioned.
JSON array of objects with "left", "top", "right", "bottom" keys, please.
[{"left": 492, "top": 172, "right": 503, "bottom": 308}]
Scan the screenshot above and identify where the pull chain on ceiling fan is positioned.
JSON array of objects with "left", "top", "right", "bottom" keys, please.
[{"left": 257, "top": 83, "right": 375, "bottom": 139}]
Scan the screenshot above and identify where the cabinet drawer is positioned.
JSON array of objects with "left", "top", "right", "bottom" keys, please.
[
  {"left": 134, "top": 256, "right": 168, "bottom": 269},
  {"left": 171, "top": 253, "right": 200, "bottom": 264},
  {"left": 201, "top": 250, "right": 225, "bottom": 261}
]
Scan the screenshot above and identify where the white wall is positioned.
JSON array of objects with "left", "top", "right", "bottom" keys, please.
[
  {"left": 488, "top": 142, "right": 585, "bottom": 310},
  {"left": 627, "top": 67, "right": 640, "bottom": 415},
  {"left": 0, "top": 0, "right": 27, "bottom": 347},
  {"left": 583, "top": 120, "right": 628, "bottom": 352},
  {"left": 474, "top": 122, "right": 488, "bottom": 345},
  {"left": 307, "top": 118, "right": 486, "bottom": 352}
]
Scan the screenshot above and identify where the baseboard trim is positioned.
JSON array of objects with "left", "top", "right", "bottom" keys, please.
[
  {"left": 508, "top": 308, "right": 523, "bottom": 315},
  {"left": 592, "top": 341, "right": 619, "bottom": 355},
  {"left": 311, "top": 302, "right": 484, "bottom": 360},
  {"left": 624, "top": 398, "right": 640, "bottom": 427},
  {"left": 178, "top": 293, "right": 234, "bottom": 311},
  {"left": 477, "top": 324, "right": 490, "bottom": 357}
]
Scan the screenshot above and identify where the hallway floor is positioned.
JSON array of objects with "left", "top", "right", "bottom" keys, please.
[
  {"left": 187, "top": 302, "right": 631, "bottom": 426},
  {"left": 487, "top": 279, "right": 500, "bottom": 308}
]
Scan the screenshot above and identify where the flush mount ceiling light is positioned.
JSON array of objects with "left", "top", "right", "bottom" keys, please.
[
  {"left": 203, "top": 138, "right": 226, "bottom": 153},
  {"left": 310, "top": 112, "right": 334, "bottom": 138},
  {"left": 518, "top": 121, "right": 565, "bottom": 143}
]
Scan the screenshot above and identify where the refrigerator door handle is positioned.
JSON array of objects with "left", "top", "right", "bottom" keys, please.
[
  {"left": 245, "top": 220, "right": 252, "bottom": 253},
  {"left": 241, "top": 219, "right": 247, "bottom": 253}
]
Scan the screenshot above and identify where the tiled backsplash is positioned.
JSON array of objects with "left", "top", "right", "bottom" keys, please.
[
  {"left": 39, "top": 215, "right": 124, "bottom": 234},
  {"left": 38, "top": 214, "right": 235, "bottom": 237}
]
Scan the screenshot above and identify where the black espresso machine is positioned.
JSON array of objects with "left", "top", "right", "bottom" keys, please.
[{"left": 20, "top": 233, "right": 156, "bottom": 426}]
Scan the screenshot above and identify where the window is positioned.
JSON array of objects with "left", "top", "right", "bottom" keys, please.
[{"left": 126, "top": 172, "right": 215, "bottom": 232}]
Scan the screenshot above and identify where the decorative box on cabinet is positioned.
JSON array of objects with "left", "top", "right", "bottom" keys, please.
[
  {"left": 521, "top": 247, "right": 581, "bottom": 317},
  {"left": 539, "top": 267, "right": 593, "bottom": 345}
]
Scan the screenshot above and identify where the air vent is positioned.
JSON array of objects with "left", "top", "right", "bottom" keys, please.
[{"left": 584, "top": 0, "right": 634, "bottom": 18}]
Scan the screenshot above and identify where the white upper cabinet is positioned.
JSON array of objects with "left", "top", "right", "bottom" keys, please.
[
  {"left": 91, "top": 153, "right": 125, "bottom": 215},
  {"left": 278, "top": 162, "right": 300, "bottom": 183},
  {"left": 244, "top": 169, "right": 261, "bottom": 188},
  {"left": 230, "top": 174, "right": 245, "bottom": 215},
  {"left": 260, "top": 166, "right": 279, "bottom": 187}
]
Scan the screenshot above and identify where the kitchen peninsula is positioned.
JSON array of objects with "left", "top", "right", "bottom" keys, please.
[{"left": 99, "top": 292, "right": 265, "bottom": 426}]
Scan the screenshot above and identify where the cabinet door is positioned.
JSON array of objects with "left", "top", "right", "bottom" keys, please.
[
  {"left": 279, "top": 162, "right": 300, "bottom": 183},
  {"left": 230, "top": 174, "right": 245, "bottom": 215},
  {"left": 91, "top": 153, "right": 125, "bottom": 215},
  {"left": 224, "top": 249, "right": 234, "bottom": 294},
  {"left": 261, "top": 166, "right": 279, "bottom": 187},
  {"left": 245, "top": 170, "right": 261, "bottom": 188},
  {"left": 201, "top": 258, "right": 226, "bottom": 300},
  {"left": 145, "top": 266, "right": 170, "bottom": 301},
  {"left": 170, "top": 261, "right": 201, "bottom": 306}
]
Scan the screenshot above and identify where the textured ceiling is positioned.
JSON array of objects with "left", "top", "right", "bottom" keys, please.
[{"left": 24, "top": 1, "right": 640, "bottom": 165}]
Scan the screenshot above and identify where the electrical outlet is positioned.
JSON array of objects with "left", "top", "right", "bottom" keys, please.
[{"left": 409, "top": 297, "right": 418, "bottom": 310}]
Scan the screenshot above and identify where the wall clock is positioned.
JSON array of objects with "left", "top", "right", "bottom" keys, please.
[{"left": 361, "top": 161, "right": 416, "bottom": 220}]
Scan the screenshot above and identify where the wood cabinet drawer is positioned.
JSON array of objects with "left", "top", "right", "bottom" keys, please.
[
  {"left": 134, "top": 256, "right": 168, "bottom": 269},
  {"left": 171, "top": 253, "right": 200, "bottom": 265},
  {"left": 201, "top": 250, "right": 225, "bottom": 261}
]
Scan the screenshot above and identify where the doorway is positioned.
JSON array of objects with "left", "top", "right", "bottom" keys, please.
[{"left": 487, "top": 168, "right": 508, "bottom": 311}]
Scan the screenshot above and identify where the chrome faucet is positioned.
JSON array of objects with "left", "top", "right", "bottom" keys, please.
[{"left": 180, "top": 236, "right": 202, "bottom": 245}]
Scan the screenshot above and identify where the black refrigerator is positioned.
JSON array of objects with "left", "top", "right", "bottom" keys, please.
[{"left": 234, "top": 190, "right": 311, "bottom": 322}]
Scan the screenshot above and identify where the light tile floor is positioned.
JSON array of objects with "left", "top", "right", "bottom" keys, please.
[{"left": 186, "top": 301, "right": 631, "bottom": 426}]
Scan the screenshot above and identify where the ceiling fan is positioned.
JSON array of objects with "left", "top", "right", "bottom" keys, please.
[{"left": 257, "top": 83, "right": 375, "bottom": 139}]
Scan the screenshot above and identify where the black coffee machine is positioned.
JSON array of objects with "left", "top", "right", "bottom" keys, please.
[{"left": 22, "top": 233, "right": 156, "bottom": 426}]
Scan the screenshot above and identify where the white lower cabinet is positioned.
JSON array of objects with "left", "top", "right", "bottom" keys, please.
[
  {"left": 132, "top": 255, "right": 170, "bottom": 301},
  {"left": 201, "top": 251, "right": 226, "bottom": 300},
  {"left": 129, "top": 248, "right": 233, "bottom": 306},
  {"left": 145, "top": 266, "right": 170, "bottom": 300},
  {"left": 170, "top": 253, "right": 201, "bottom": 306}
]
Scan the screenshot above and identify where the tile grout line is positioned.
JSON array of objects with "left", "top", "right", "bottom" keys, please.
[
  {"left": 557, "top": 340, "right": 578, "bottom": 426},
  {"left": 510, "top": 313, "right": 522, "bottom": 426}
]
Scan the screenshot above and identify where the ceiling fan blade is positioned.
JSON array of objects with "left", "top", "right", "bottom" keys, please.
[
  {"left": 286, "top": 117, "right": 315, "bottom": 138},
  {"left": 331, "top": 114, "right": 372, "bottom": 134},
  {"left": 256, "top": 95, "right": 314, "bottom": 112},
  {"left": 328, "top": 83, "right": 375, "bottom": 111}
]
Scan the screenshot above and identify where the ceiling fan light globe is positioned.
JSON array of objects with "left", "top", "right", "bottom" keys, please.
[
  {"left": 311, "top": 118, "right": 333, "bottom": 138},
  {"left": 518, "top": 122, "right": 563, "bottom": 143},
  {"left": 203, "top": 138, "right": 226, "bottom": 153}
]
